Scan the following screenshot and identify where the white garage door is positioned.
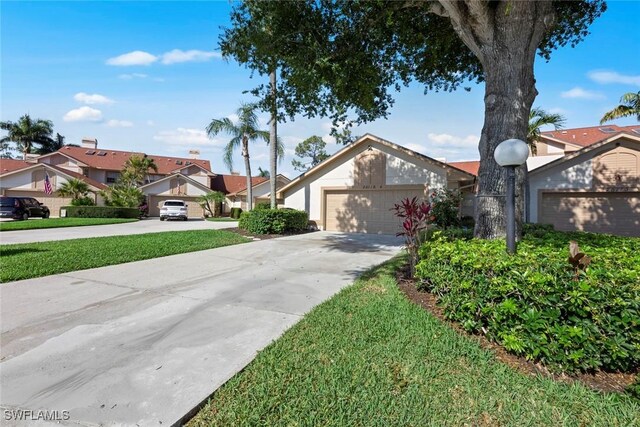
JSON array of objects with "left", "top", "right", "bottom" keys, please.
[
  {"left": 4, "top": 190, "right": 75, "bottom": 217},
  {"left": 324, "top": 187, "right": 425, "bottom": 234},
  {"left": 148, "top": 196, "right": 204, "bottom": 218},
  {"left": 540, "top": 191, "right": 640, "bottom": 237}
]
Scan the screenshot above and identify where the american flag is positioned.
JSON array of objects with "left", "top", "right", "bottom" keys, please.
[{"left": 44, "top": 172, "right": 53, "bottom": 195}]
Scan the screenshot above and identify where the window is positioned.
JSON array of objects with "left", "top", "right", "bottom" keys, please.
[{"left": 106, "top": 171, "right": 120, "bottom": 184}]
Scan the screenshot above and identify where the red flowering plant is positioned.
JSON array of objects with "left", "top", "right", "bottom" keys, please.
[{"left": 392, "top": 197, "right": 432, "bottom": 277}]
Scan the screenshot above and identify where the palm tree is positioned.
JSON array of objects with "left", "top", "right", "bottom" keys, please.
[
  {"left": 527, "top": 107, "right": 566, "bottom": 155},
  {"left": 0, "top": 114, "right": 54, "bottom": 159},
  {"left": 122, "top": 155, "right": 158, "bottom": 186},
  {"left": 600, "top": 91, "right": 640, "bottom": 124},
  {"left": 206, "top": 103, "right": 270, "bottom": 211},
  {"left": 197, "top": 191, "right": 226, "bottom": 217},
  {"left": 57, "top": 178, "right": 90, "bottom": 200},
  {"left": 36, "top": 133, "right": 66, "bottom": 155},
  {"left": 258, "top": 166, "right": 270, "bottom": 177}
]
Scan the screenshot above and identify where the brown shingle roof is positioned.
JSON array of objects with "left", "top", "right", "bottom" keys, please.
[
  {"left": 541, "top": 125, "right": 640, "bottom": 147},
  {"left": 0, "top": 159, "right": 32, "bottom": 174},
  {"left": 55, "top": 146, "right": 213, "bottom": 174},
  {"left": 448, "top": 161, "right": 479, "bottom": 176},
  {"left": 210, "top": 174, "right": 268, "bottom": 195}
]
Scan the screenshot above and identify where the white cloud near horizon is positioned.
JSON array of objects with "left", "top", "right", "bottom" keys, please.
[
  {"left": 161, "top": 49, "right": 222, "bottom": 64},
  {"left": 106, "top": 50, "right": 158, "bottom": 66},
  {"left": 74, "top": 92, "right": 114, "bottom": 105},
  {"left": 426, "top": 133, "right": 478, "bottom": 148},
  {"left": 588, "top": 70, "right": 640, "bottom": 87},
  {"left": 560, "top": 87, "right": 605, "bottom": 100},
  {"left": 118, "top": 73, "right": 148, "bottom": 80},
  {"left": 63, "top": 106, "right": 103, "bottom": 122},
  {"left": 153, "top": 128, "right": 223, "bottom": 147},
  {"left": 106, "top": 119, "right": 133, "bottom": 128}
]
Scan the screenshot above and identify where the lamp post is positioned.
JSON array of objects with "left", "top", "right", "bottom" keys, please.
[{"left": 494, "top": 138, "right": 529, "bottom": 254}]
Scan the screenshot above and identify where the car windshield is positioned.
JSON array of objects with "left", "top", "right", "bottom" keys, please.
[
  {"left": 164, "top": 201, "right": 185, "bottom": 207},
  {"left": 0, "top": 198, "right": 17, "bottom": 207}
]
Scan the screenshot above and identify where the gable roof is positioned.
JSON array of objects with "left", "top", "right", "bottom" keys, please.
[
  {"left": 0, "top": 162, "right": 108, "bottom": 191},
  {"left": 530, "top": 132, "right": 640, "bottom": 176},
  {"left": 540, "top": 125, "right": 640, "bottom": 148},
  {"left": 447, "top": 161, "right": 479, "bottom": 176},
  {"left": 278, "top": 133, "right": 476, "bottom": 196},
  {"left": 211, "top": 174, "right": 268, "bottom": 194},
  {"left": 38, "top": 146, "right": 213, "bottom": 174},
  {"left": 233, "top": 174, "right": 292, "bottom": 196},
  {"left": 0, "top": 158, "right": 32, "bottom": 174},
  {"left": 139, "top": 172, "right": 212, "bottom": 193}
]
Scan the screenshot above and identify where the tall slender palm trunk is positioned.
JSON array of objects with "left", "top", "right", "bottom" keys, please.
[
  {"left": 242, "top": 136, "right": 253, "bottom": 210},
  {"left": 269, "top": 69, "right": 278, "bottom": 209}
]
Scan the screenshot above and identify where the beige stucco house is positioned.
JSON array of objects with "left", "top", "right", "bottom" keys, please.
[{"left": 278, "top": 134, "right": 475, "bottom": 234}]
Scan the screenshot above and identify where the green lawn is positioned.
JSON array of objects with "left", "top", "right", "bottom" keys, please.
[
  {"left": 188, "top": 256, "right": 639, "bottom": 427},
  {"left": 0, "top": 230, "right": 248, "bottom": 282},
  {"left": 0, "top": 217, "right": 138, "bottom": 232},
  {"left": 206, "top": 217, "right": 238, "bottom": 222}
]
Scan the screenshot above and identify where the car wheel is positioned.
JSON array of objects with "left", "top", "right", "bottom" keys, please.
[
  {"left": 160, "top": 217, "right": 165, "bottom": 221},
  {"left": 183, "top": 217, "right": 188, "bottom": 222},
  {"left": 22, "top": 212, "right": 29, "bottom": 221},
  {"left": 42, "top": 211, "right": 50, "bottom": 219}
]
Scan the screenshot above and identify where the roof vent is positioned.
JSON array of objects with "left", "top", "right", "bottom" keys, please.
[
  {"left": 186, "top": 161, "right": 191, "bottom": 165},
  {"left": 561, "top": 131, "right": 568, "bottom": 134},
  {"left": 85, "top": 150, "right": 96, "bottom": 155},
  {"left": 599, "top": 127, "right": 616, "bottom": 133},
  {"left": 97, "top": 151, "right": 107, "bottom": 156},
  {"left": 175, "top": 160, "right": 183, "bottom": 165}
]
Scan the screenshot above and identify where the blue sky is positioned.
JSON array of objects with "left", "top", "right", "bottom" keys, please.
[{"left": 2, "top": 1, "right": 639, "bottom": 177}]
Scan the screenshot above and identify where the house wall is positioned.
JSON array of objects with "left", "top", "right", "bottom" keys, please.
[
  {"left": 88, "top": 168, "right": 107, "bottom": 184},
  {"left": 141, "top": 178, "right": 209, "bottom": 197},
  {"left": 178, "top": 165, "right": 209, "bottom": 186},
  {"left": 283, "top": 140, "right": 448, "bottom": 222},
  {"left": 0, "top": 168, "right": 71, "bottom": 190},
  {"left": 37, "top": 154, "right": 83, "bottom": 173}
]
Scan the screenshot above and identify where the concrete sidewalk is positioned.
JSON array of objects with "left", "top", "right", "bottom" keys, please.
[
  {"left": 0, "top": 232, "right": 402, "bottom": 426},
  {"left": 0, "top": 218, "right": 237, "bottom": 245}
]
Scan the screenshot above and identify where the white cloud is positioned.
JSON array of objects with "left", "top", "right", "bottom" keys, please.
[
  {"left": 153, "top": 128, "right": 223, "bottom": 147},
  {"left": 74, "top": 92, "right": 115, "bottom": 105},
  {"left": 147, "top": 120, "right": 155, "bottom": 126},
  {"left": 588, "top": 70, "right": 640, "bottom": 87},
  {"left": 106, "top": 120, "right": 133, "bottom": 128},
  {"left": 63, "top": 106, "right": 103, "bottom": 122},
  {"left": 560, "top": 87, "right": 605, "bottom": 100},
  {"left": 106, "top": 50, "right": 158, "bottom": 66},
  {"left": 118, "top": 73, "right": 148, "bottom": 80},
  {"left": 426, "top": 133, "right": 478, "bottom": 148},
  {"left": 405, "top": 143, "right": 427, "bottom": 154},
  {"left": 281, "top": 135, "right": 303, "bottom": 148},
  {"left": 160, "top": 49, "right": 222, "bottom": 64}
]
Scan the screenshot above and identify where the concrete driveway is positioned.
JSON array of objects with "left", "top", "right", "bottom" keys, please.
[
  {"left": 0, "top": 232, "right": 402, "bottom": 426},
  {"left": 0, "top": 218, "right": 237, "bottom": 245}
]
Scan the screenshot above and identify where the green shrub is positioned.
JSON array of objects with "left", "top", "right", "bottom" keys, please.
[
  {"left": 254, "top": 201, "right": 272, "bottom": 210},
  {"left": 230, "top": 207, "right": 243, "bottom": 219},
  {"left": 62, "top": 206, "right": 140, "bottom": 219},
  {"left": 523, "top": 222, "right": 555, "bottom": 237},
  {"left": 239, "top": 209, "right": 308, "bottom": 234},
  {"left": 416, "top": 230, "right": 640, "bottom": 373},
  {"left": 70, "top": 196, "right": 95, "bottom": 206},
  {"left": 429, "top": 189, "right": 463, "bottom": 229}
]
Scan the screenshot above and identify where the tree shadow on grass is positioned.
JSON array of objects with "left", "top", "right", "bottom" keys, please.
[
  {"left": 321, "top": 233, "right": 403, "bottom": 254},
  {"left": 0, "top": 247, "right": 49, "bottom": 257}
]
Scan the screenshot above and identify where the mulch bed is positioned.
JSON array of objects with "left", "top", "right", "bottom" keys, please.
[
  {"left": 226, "top": 227, "right": 317, "bottom": 241},
  {"left": 396, "top": 263, "right": 637, "bottom": 394}
]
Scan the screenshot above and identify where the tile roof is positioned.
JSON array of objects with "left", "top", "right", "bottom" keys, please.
[
  {"left": 0, "top": 159, "right": 32, "bottom": 174},
  {"left": 210, "top": 174, "right": 268, "bottom": 195},
  {"left": 541, "top": 125, "right": 640, "bottom": 147},
  {"left": 448, "top": 161, "right": 479, "bottom": 176},
  {"left": 55, "top": 146, "right": 213, "bottom": 174}
]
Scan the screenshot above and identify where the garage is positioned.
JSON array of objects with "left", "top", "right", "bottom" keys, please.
[
  {"left": 540, "top": 191, "right": 640, "bottom": 237},
  {"left": 4, "top": 190, "right": 74, "bottom": 218},
  {"left": 148, "top": 195, "right": 204, "bottom": 218},
  {"left": 324, "top": 187, "right": 425, "bottom": 234}
]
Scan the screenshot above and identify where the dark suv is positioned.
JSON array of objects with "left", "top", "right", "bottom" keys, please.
[{"left": 0, "top": 197, "right": 50, "bottom": 220}]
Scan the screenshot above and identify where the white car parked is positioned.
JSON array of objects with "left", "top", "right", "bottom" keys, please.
[{"left": 159, "top": 200, "right": 189, "bottom": 221}]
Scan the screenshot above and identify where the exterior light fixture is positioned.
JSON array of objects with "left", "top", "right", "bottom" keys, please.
[{"left": 494, "top": 138, "right": 529, "bottom": 254}]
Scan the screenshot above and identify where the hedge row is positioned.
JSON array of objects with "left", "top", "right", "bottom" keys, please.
[
  {"left": 61, "top": 206, "right": 140, "bottom": 219},
  {"left": 416, "top": 229, "right": 640, "bottom": 373},
  {"left": 238, "top": 208, "right": 308, "bottom": 234}
]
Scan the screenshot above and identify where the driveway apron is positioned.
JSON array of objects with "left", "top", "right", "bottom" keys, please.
[{"left": 0, "top": 232, "right": 402, "bottom": 426}]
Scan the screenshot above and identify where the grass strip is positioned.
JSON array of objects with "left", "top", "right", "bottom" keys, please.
[
  {"left": 1, "top": 230, "right": 248, "bottom": 282},
  {"left": 0, "top": 218, "right": 138, "bottom": 232},
  {"left": 188, "top": 256, "right": 640, "bottom": 427},
  {"left": 206, "top": 217, "right": 238, "bottom": 222}
]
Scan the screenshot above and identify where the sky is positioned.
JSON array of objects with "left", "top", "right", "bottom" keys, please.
[{"left": 2, "top": 1, "right": 639, "bottom": 178}]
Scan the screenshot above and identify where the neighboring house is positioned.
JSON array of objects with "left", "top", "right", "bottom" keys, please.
[
  {"left": 210, "top": 174, "right": 268, "bottom": 212},
  {"left": 0, "top": 162, "right": 107, "bottom": 215},
  {"left": 529, "top": 132, "right": 640, "bottom": 237},
  {"left": 0, "top": 138, "right": 215, "bottom": 218},
  {"left": 278, "top": 134, "right": 475, "bottom": 234},
  {"left": 139, "top": 173, "right": 213, "bottom": 218},
  {"left": 232, "top": 174, "right": 291, "bottom": 209}
]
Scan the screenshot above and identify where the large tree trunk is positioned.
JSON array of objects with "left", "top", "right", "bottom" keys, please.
[
  {"left": 269, "top": 69, "right": 278, "bottom": 209},
  {"left": 437, "top": 1, "right": 555, "bottom": 238},
  {"left": 242, "top": 136, "right": 253, "bottom": 211}
]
